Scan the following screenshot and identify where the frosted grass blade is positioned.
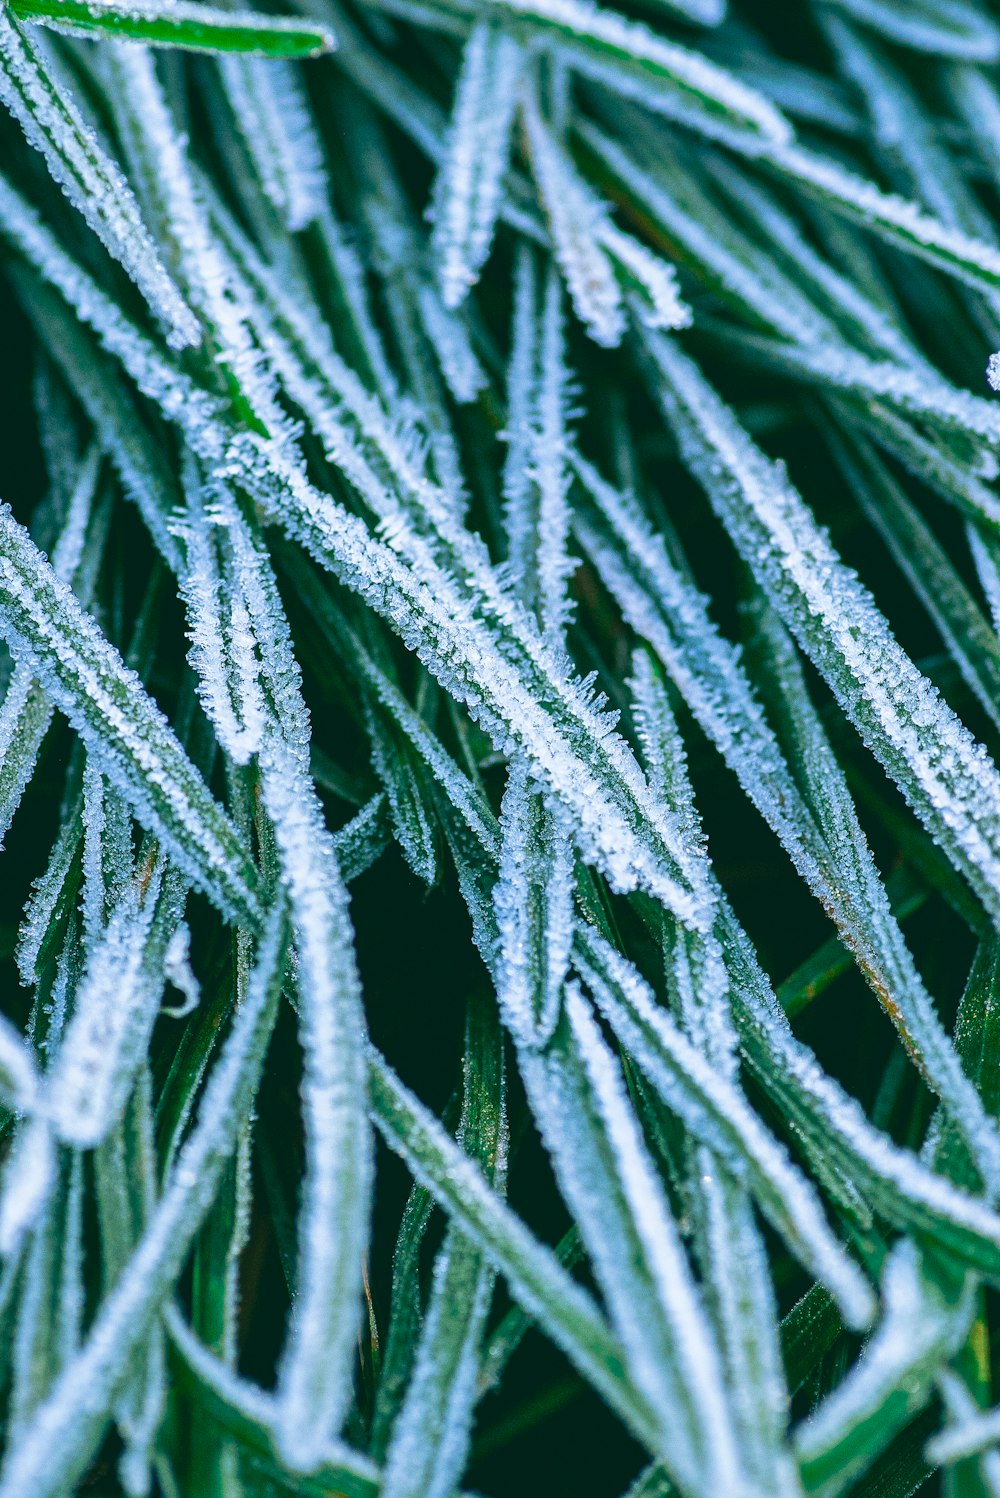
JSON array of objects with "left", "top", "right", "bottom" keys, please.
[
  {"left": 10, "top": 0, "right": 335, "bottom": 56},
  {"left": 265, "top": 739, "right": 373, "bottom": 1472},
  {"left": 644, "top": 332, "right": 1000, "bottom": 932},
  {"left": 822, "top": 0, "right": 1000, "bottom": 63},
  {"left": 0, "top": 446, "right": 103, "bottom": 845},
  {"left": 368, "top": 1046, "right": 663, "bottom": 1452},
  {"left": 574, "top": 456, "right": 1000, "bottom": 1188},
  {"left": 0, "top": 502, "right": 258, "bottom": 927},
  {"left": 0, "top": 902, "right": 286, "bottom": 1498},
  {"left": 493, "top": 763, "right": 574, "bottom": 1050},
  {"left": 795, "top": 1242, "right": 974, "bottom": 1496},
  {"left": 380, "top": 999, "right": 506, "bottom": 1498},
  {"left": 0, "top": 11, "right": 199, "bottom": 347},
  {"left": 218, "top": 57, "right": 327, "bottom": 230},
  {"left": 829, "top": 427, "right": 1000, "bottom": 738},
  {"left": 430, "top": 22, "right": 522, "bottom": 308},
  {"left": 480, "top": 0, "right": 791, "bottom": 141}
]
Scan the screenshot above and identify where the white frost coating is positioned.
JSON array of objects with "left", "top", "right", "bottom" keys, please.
[
  {"left": 725, "top": 907, "right": 1000, "bottom": 1256},
  {"left": 416, "top": 284, "right": 488, "bottom": 404},
  {"left": 627, "top": 652, "right": 728, "bottom": 1063},
  {"left": 795, "top": 1241, "right": 972, "bottom": 1475},
  {"left": 0, "top": 1014, "right": 39, "bottom": 1113},
  {"left": 572, "top": 456, "right": 832, "bottom": 895},
  {"left": 147, "top": 268, "right": 714, "bottom": 930},
  {"left": 431, "top": 22, "right": 523, "bottom": 308},
  {"left": 580, "top": 931, "right": 876, "bottom": 1328},
  {"left": 646, "top": 333, "right": 1000, "bottom": 929},
  {"left": 0, "top": 446, "right": 100, "bottom": 846},
  {"left": 947, "top": 63, "right": 1000, "bottom": 227},
  {"left": 219, "top": 57, "right": 327, "bottom": 231},
  {"left": 346, "top": 632, "right": 499, "bottom": 859},
  {"left": 658, "top": 0, "right": 725, "bottom": 22},
  {"left": 379, "top": 1019, "right": 506, "bottom": 1498},
  {"left": 45, "top": 865, "right": 165, "bottom": 1148},
  {"left": 578, "top": 120, "right": 832, "bottom": 349},
  {"left": 559, "top": 987, "right": 745, "bottom": 1494},
  {"left": 0, "top": 12, "right": 197, "bottom": 347},
  {"left": 0, "top": 161, "right": 702, "bottom": 927},
  {"left": 17, "top": 814, "right": 80, "bottom": 988},
  {"left": 165, "top": 1306, "right": 386, "bottom": 1485},
  {"left": 823, "top": 0, "right": 1000, "bottom": 62},
  {"left": 691, "top": 1159, "right": 795, "bottom": 1491},
  {"left": 0, "top": 669, "right": 50, "bottom": 848},
  {"left": 752, "top": 135, "right": 1000, "bottom": 292},
  {"left": 575, "top": 459, "right": 1000, "bottom": 1184},
  {"left": 0, "top": 503, "right": 257, "bottom": 928},
  {"left": 494, "top": 762, "right": 574, "bottom": 1049},
  {"left": 934, "top": 1370, "right": 1000, "bottom": 1490},
  {"left": 331, "top": 794, "right": 390, "bottom": 883},
  {"left": 174, "top": 474, "right": 267, "bottom": 766},
  {"left": 0, "top": 171, "right": 229, "bottom": 465},
  {"left": 369, "top": 1051, "right": 659, "bottom": 1447},
  {"left": 365, "top": 697, "right": 438, "bottom": 884},
  {"left": 730, "top": 328, "right": 1000, "bottom": 447},
  {"left": 264, "top": 740, "right": 372, "bottom": 1473},
  {"left": 210, "top": 484, "right": 310, "bottom": 767},
  {"left": 9, "top": 1181, "right": 59, "bottom": 1444},
  {"left": 18, "top": 0, "right": 334, "bottom": 51},
  {"left": 162, "top": 923, "right": 199, "bottom": 1017},
  {"left": 255, "top": 444, "right": 707, "bottom": 922},
  {"left": 928, "top": 1390, "right": 1000, "bottom": 1465},
  {"left": 859, "top": 403, "right": 1000, "bottom": 528},
  {"left": 601, "top": 226, "right": 692, "bottom": 332},
  {"left": 521, "top": 101, "right": 688, "bottom": 346},
  {"left": 705, "top": 154, "right": 917, "bottom": 365},
  {"left": 532, "top": 272, "right": 576, "bottom": 644},
  {"left": 382, "top": 1237, "right": 492, "bottom": 1498},
  {"left": 103, "top": 45, "right": 288, "bottom": 440},
  {"left": 521, "top": 87, "right": 625, "bottom": 347},
  {"left": 818, "top": 10, "right": 987, "bottom": 240},
  {"left": 81, "top": 761, "right": 109, "bottom": 947},
  {"left": 482, "top": 0, "right": 791, "bottom": 143},
  {"left": 502, "top": 246, "right": 539, "bottom": 593},
  {"left": 989, "top": 351, "right": 1000, "bottom": 393},
  {"left": 968, "top": 522, "right": 1000, "bottom": 642},
  {"left": 51, "top": 445, "right": 101, "bottom": 583},
  {"left": 0, "top": 903, "right": 285, "bottom": 1498},
  {"left": 0, "top": 1118, "right": 56, "bottom": 1256}
]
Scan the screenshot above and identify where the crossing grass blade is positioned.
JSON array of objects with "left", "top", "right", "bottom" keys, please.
[{"left": 4, "top": 0, "right": 1000, "bottom": 1490}]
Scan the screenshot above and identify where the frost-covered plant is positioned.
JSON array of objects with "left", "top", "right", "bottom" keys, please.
[{"left": 7, "top": 0, "right": 1000, "bottom": 1492}]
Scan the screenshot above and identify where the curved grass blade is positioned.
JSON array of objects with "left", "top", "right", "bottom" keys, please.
[
  {"left": 0, "top": 503, "right": 258, "bottom": 927},
  {"left": 0, "top": 901, "right": 287, "bottom": 1498},
  {"left": 265, "top": 739, "right": 373, "bottom": 1473},
  {"left": 10, "top": 0, "right": 335, "bottom": 56},
  {"left": 573, "top": 454, "right": 1000, "bottom": 1189},
  {"left": 379, "top": 998, "right": 506, "bottom": 1498},
  {"left": 165, "top": 1305, "right": 385, "bottom": 1497},
  {"left": 644, "top": 331, "right": 1000, "bottom": 933},
  {"left": 822, "top": 0, "right": 1000, "bottom": 64},
  {"left": 368, "top": 1048, "right": 663, "bottom": 1453},
  {"left": 430, "top": 21, "right": 523, "bottom": 308},
  {"left": 794, "top": 1242, "right": 974, "bottom": 1497},
  {"left": 0, "top": 10, "right": 199, "bottom": 347}
]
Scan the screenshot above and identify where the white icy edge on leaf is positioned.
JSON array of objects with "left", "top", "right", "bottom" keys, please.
[
  {"left": 219, "top": 55, "right": 328, "bottom": 232},
  {"left": 0, "top": 12, "right": 198, "bottom": 347},
  {"left": 645, "top": 331, "right": 1000, "bottom": 931},
  {"left": 0, "top": 903, "right": 286, "bottom": 1498},
  {"left": 430, "top": 22, "right": 523, "bottom": 308}
]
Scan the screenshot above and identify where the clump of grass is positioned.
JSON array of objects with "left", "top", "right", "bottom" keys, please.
[{"left": 4, "top": 0, "right": 1000, "bottom": 1492}]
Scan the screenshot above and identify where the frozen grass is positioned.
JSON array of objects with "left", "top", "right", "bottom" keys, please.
[{"left": 4, "top": 0, "right": 1000, "bottom": 1492}]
